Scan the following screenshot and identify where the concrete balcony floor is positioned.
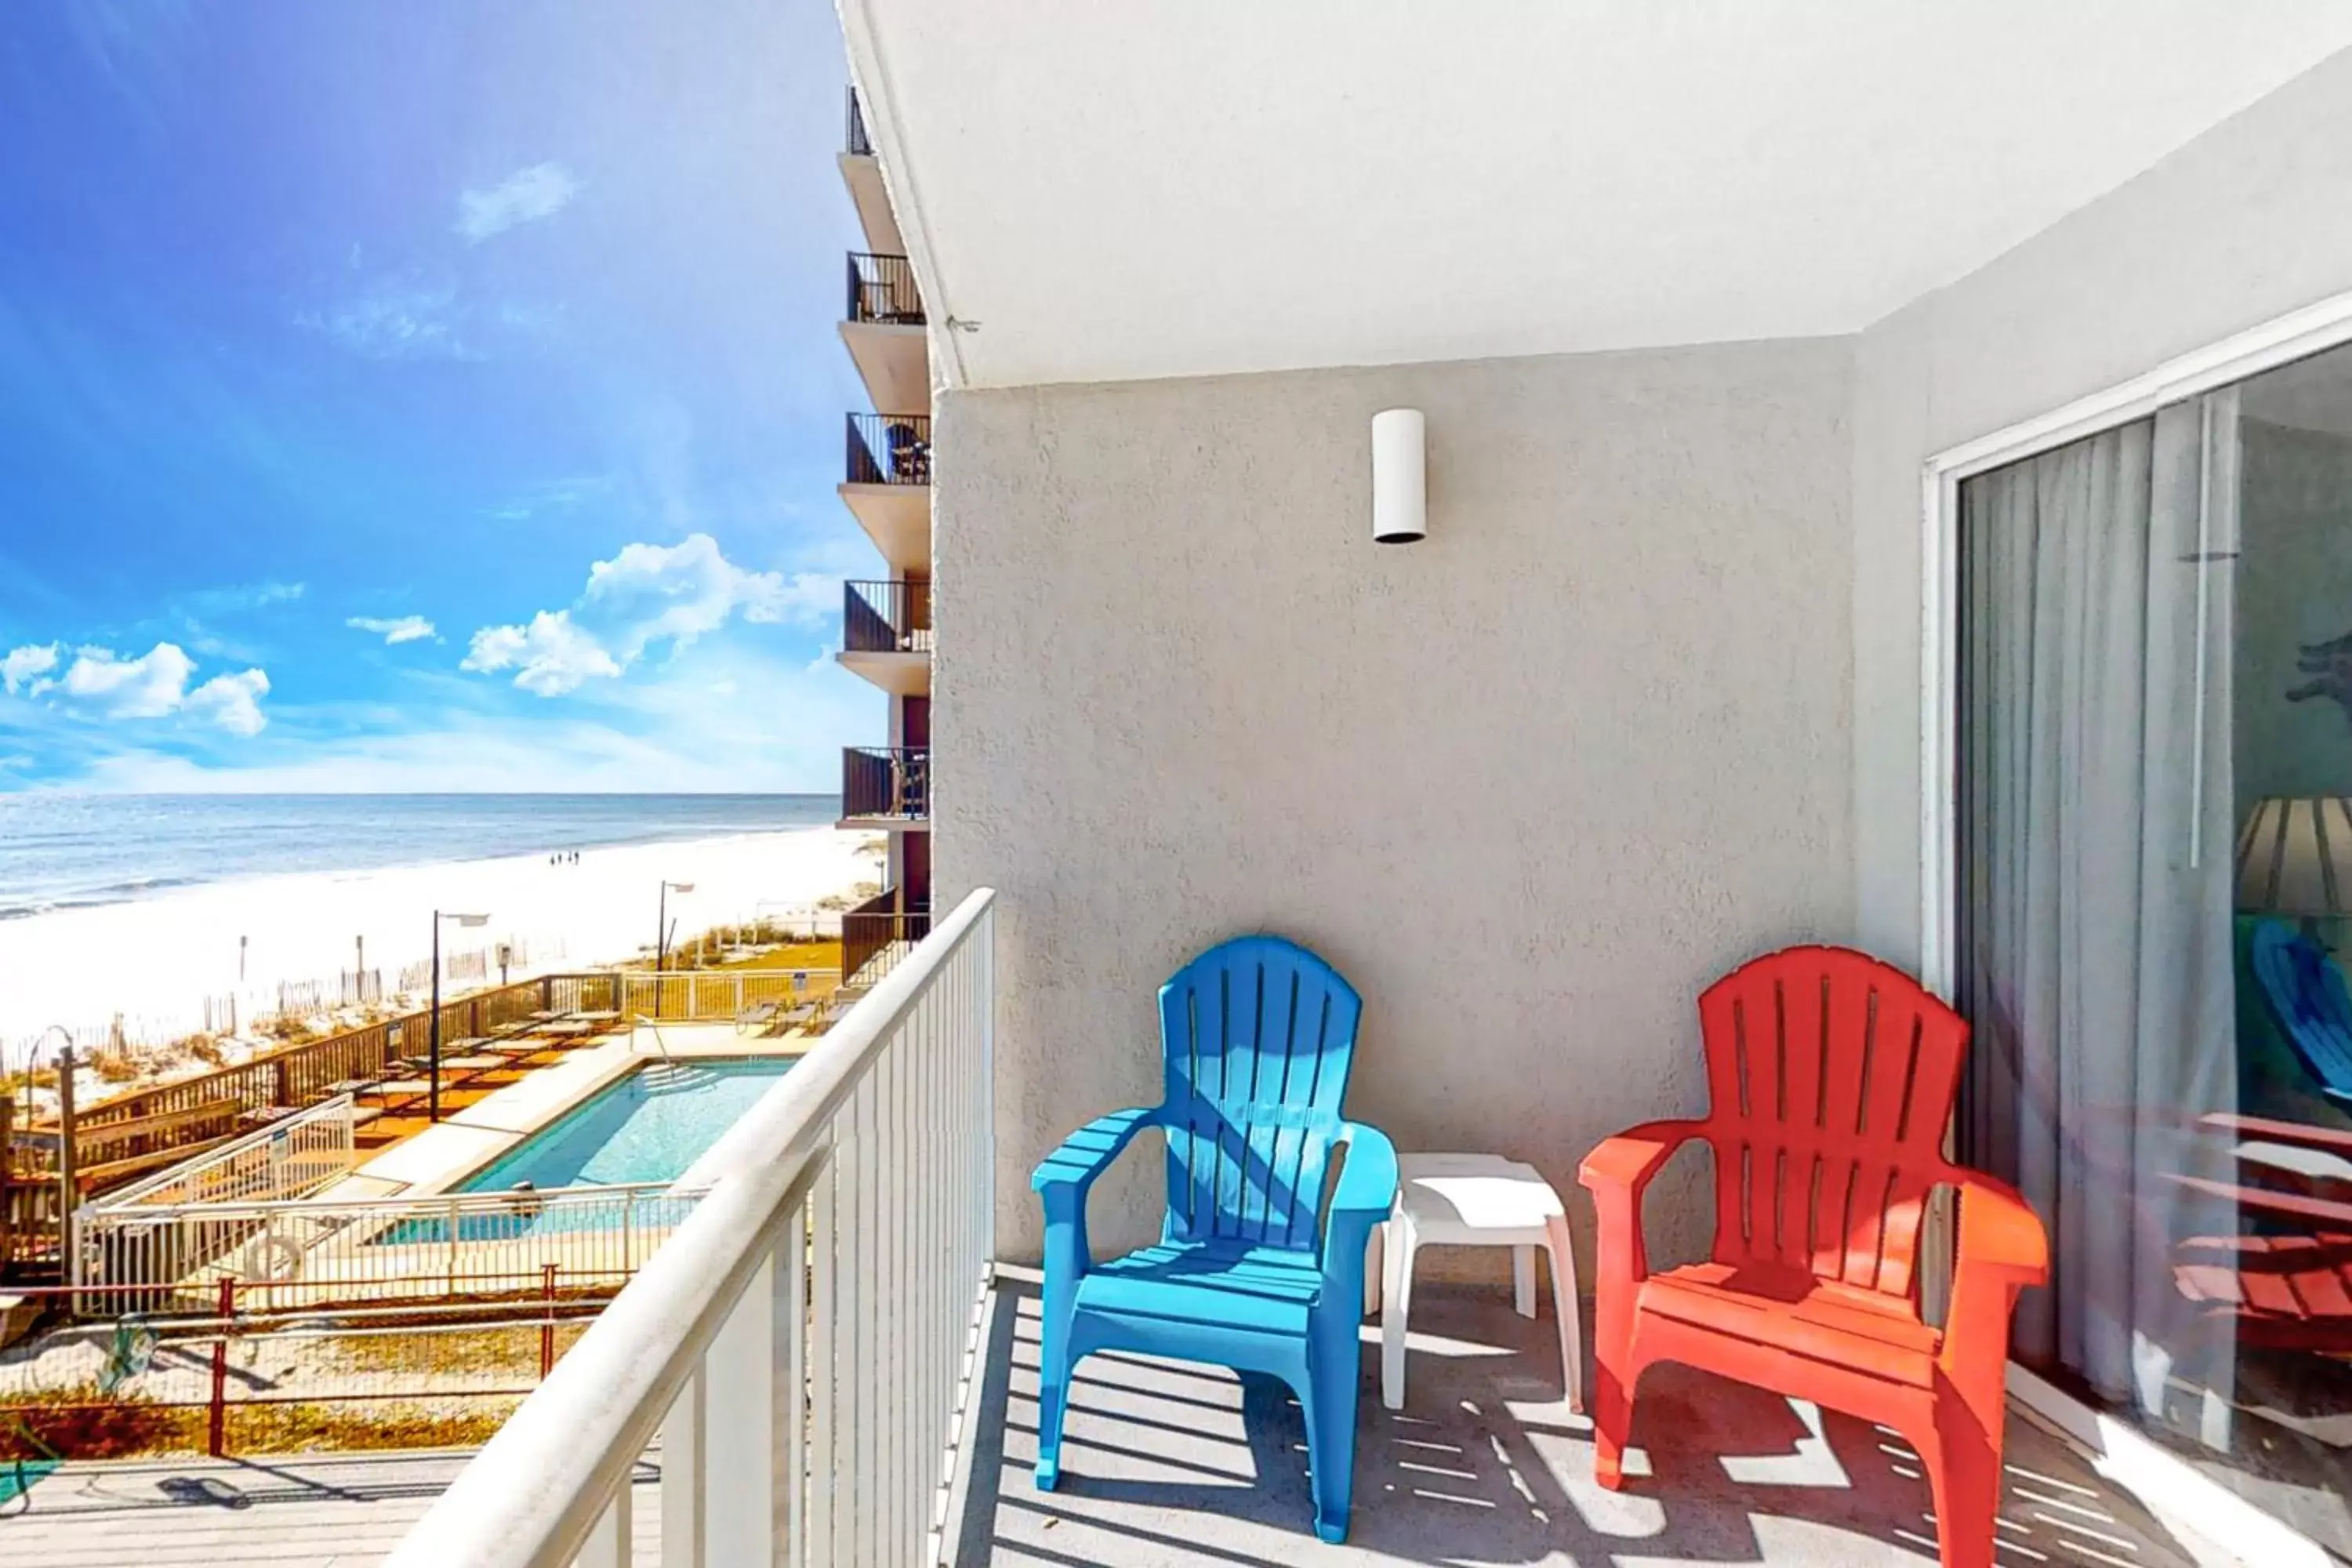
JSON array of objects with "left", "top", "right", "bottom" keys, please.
[{"left": 953, "top": 1274, "right": 2231, "bottom": 1568}]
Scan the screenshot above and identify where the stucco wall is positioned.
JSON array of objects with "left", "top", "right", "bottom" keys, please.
[
  {"left": 1851, "top": 47, "right": 2352, "bottom": 966},
  {"left": 932, "top": 339, "right": 1856, "bottom": 1267}
]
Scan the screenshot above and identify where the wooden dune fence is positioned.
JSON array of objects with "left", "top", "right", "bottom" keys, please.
[{"left": 2, "top": 974, "right": 625, "bottom": 1279}]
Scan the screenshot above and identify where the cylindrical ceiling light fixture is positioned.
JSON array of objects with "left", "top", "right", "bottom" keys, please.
[{"left": 1370, "top": 408, "right": 1426, "bottom": 544}]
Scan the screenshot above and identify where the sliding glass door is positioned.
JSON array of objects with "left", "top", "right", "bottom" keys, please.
[{"left": 1958, "top": 341, "right": 2352, "bottom": 1550}]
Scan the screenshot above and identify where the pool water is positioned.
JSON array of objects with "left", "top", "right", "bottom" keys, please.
[
  {"left": 371, "top": 1058, "right": 792, "bottom": 1247},
  {"left": 461, "top": 1058, "right": 795, "bottom": 1191}
]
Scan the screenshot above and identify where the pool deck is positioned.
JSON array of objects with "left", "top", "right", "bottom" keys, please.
[{"left": 320, "top": 1022, "right": 811, "bottom": 1201}]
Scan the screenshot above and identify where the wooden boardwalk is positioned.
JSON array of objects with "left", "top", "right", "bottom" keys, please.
[{"left": 0, "top": 1448, "right": 660, "bottom": 1566}]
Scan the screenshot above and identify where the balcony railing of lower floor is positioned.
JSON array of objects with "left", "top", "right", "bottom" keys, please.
[
  {"left": 845, "top": 85, "right": 872, "bottom": 157},
  {"left": 842, "top": 887, "right": 933, "bottom": 988},
  {"left": 384, "top": 887, "right": 996, "bottom": 1568},
  {"left": 841, "top": 745, "right": 929, "bottom": 824},
  {"left": 847, "top": 411, "right": 931, "bottom": 486},
  {"left": 847, "top": 251, "right": 924, "bottom": 326},
  {"left": 844, "top": 577, "right": 932, "bottom": 655}
]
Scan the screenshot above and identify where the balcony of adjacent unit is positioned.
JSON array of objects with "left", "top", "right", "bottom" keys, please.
[
  {"left": 837, "top": 745, "right": 928, "bottom": 833},
  {"left": 837, "top": 577, "right": 931, "bottom": 695},
  {"left": 838, "top": 884, "right": 931, "bottom": 990},
  {"left": 840, "top": 411, "right": 931, "bottom": 575},
  {"left": 841, "top": 251, "right": 929, "bottom": 416},
  {"left": 838, "top": 87, "right": 904, "bottom": 256}
]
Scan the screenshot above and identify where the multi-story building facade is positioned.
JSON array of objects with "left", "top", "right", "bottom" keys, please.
[{"left": 833, "top": 88, "right": 930, "bottom": 984}]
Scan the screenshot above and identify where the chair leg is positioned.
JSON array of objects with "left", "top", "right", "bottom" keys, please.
[
  {"left": 1380, "top": 1218, "right": 1417, "bottom": 1410},
  {"left": 1035, "top": 1280, "right": 1077, "bottom": 1490},
  {"left": 1363, "top": 1221, "right": 1384, "bottom": 1318},
  {"left": 1544, "top": 1214, "right": 1584, "bottom": 1414},
  {"left": 1299, "top": 1353, "right": 1359, "bottom": 1544},
  {"left": 1920, "top": 1406, "right": 2004, "bottom": 1568},
  {"left": 1591, "top": 1304, "right": 1637, "bottom": 1490},
  {"left": 1514, "top": 1244, "right": 1537, "bottom": 1318}
]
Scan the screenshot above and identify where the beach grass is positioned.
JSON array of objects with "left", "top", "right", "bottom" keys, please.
[
  {"left": 1, "top": 1392, "right": 514, "bottom": 1461},
  {"left": 667, "top": 930, "right": 844, "bottom": 973}
]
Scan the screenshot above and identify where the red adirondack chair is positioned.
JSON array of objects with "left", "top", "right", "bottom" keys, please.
[{"left": 1579, "top": 946, "right": 2048, "bottom": 1568}]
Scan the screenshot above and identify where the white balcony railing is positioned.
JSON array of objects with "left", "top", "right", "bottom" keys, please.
[{"left": 387, "top": 887, "right": 998, "bottom": 1568}]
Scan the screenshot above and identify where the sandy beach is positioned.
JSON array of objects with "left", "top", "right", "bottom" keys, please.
[{"left": 0, "top": 826, "right": 877, "bottom": 1054}]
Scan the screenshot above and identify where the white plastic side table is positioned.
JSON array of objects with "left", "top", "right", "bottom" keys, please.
[{"left": 1374, "top": 1152, "right": 1584, "bottom": 1413}]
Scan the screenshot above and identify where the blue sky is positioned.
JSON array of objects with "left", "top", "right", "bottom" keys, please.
[{"left": 0, "top": 1, "right": 882, "bottom": 792}]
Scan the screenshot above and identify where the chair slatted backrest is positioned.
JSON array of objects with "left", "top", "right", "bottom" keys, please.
[
  {"left": 2250, "top": 920, "right": 2352, "bottom": 1098},
  {"left": 1697, "top": 946, "right": 1969, "bottom": 1300},
  {"left": 1159, "top": 935, "right": 1362, "bottom": 1252}
]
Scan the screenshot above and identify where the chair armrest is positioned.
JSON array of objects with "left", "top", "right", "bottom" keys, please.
[
  {"left": 1032, "top": 1105, "right": 1161, "bottom": 1203},
  {"left": 1315, "top": 1122, "right": 1398, "bottom": 1323},
  {"left": 1939, "top": 1174, "right": 2047, "bottom": 1400},
  {"left": 1032, "top": 1106, "right": 1162, "bottom": 1283},
  {"left": 1325, "top": 1123, "right": 1399, "bottom": 1232},
  {"left": 1577, "top": 1120, "right": 1708, "bottom": 1284},
  {"left": 1951, "top": 1173, "right": 2048, "bottom": 1282}
]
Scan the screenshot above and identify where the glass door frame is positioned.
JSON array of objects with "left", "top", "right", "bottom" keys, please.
[{"left": 1917, "top": 285, "right": 2352, "bottom": 1568}]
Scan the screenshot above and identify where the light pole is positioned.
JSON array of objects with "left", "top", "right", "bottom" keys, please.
[
  {"left": 430, "top": 909, "right": 490, "bottom": 1123},
  {"left": 655, "top": 881, "right": 694, "bottom": 1018},
  {"left": 38, "top": 1024, "right": 77, "bottom": 1269}
]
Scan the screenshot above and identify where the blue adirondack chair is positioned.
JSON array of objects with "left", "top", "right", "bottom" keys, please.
[
  {"left": 2249, "top": 919, "right": 2352, "bottom": 1111},
  {"left": 1029, "top": 934, "right": 1398, "bottom": 1543}
]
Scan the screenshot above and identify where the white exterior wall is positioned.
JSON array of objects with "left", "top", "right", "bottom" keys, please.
[
  {"left": 1851, "top": 49, "right": 2352, "bottom": 967},
  {"left": 934, "top": 339, "right": 1856, "bottom": 1265}
]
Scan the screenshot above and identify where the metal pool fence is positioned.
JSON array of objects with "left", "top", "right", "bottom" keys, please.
[
  {"left": 90, "top": 1095, "right": 359, "bottom": 1210},
  {"left": 72, "top": 1181, "right": 697, "bottom": 1314}
]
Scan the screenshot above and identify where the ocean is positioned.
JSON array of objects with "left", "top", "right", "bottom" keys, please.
[{"left": 0, "top": 793, "right": 843, "bottom": 920}]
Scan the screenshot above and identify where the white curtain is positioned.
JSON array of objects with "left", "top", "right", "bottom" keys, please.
[{"left": 1958, "top": 397, "right": 2241, "bottom": 1436}]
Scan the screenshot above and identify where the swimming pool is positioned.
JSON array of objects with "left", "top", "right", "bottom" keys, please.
[
  {"left": 373, "top": 1058, "right": 793, "bottom": 1246},
  {"left": 458, "top": 1057, "right": 795, "bottom": 1192}
]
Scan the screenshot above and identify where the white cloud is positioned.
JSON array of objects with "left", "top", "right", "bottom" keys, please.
[
  {"left": 55, "top": 642, "right": 196, "bottom": 717},
  {"left": 61, "top": 648, "right": 876, "bottom": 794},
  {"left": 348, "top": 615, "right": 439, "bottom": 645},
  {"left": 462, "top": 610, "right": 622, "bottom": 696},
  {"left": 186, "top": 668, "right": 270, "bottom": 738},
  {"left": 456, "top": 162, "right": 583, "bottom": 243},
  {"left": 465, "top": 534, "right": 822, "bottom": 698},
  {"left": 9, "top": 641, "right": 270, "bottom": 735},
  {"left": 2, "top": 643, "right": 59, "bottom": 694},
  {"left": 2, "top": 641, "right": 270, "bottom": 735},
  {"left": 768, "top": 572, "right": 840, "bottom": 625},
  {"left": 583, "top": 534, "right": 809, "bottom": 659}
]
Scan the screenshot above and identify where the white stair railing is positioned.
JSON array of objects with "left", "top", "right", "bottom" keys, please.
[{"left": 387, "top": 888, "right": 997, "bottom": 1568}]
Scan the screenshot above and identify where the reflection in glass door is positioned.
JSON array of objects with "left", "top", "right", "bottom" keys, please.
[{"left": 1958, "top": 341, "right": 2352, "bottom": 1552}]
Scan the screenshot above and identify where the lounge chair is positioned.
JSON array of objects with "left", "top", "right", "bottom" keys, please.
[
  {"left": 1030, "top": 934, "right": 1396, "bottom": 1542},
  {"left": 1581, "top": 946, "right": 2047, "bottom": 1568}
]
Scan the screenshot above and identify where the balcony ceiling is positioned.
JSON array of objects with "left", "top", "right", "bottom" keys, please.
[{"left": 843, "top": 2, "right": 2352, "bottom": 389}]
